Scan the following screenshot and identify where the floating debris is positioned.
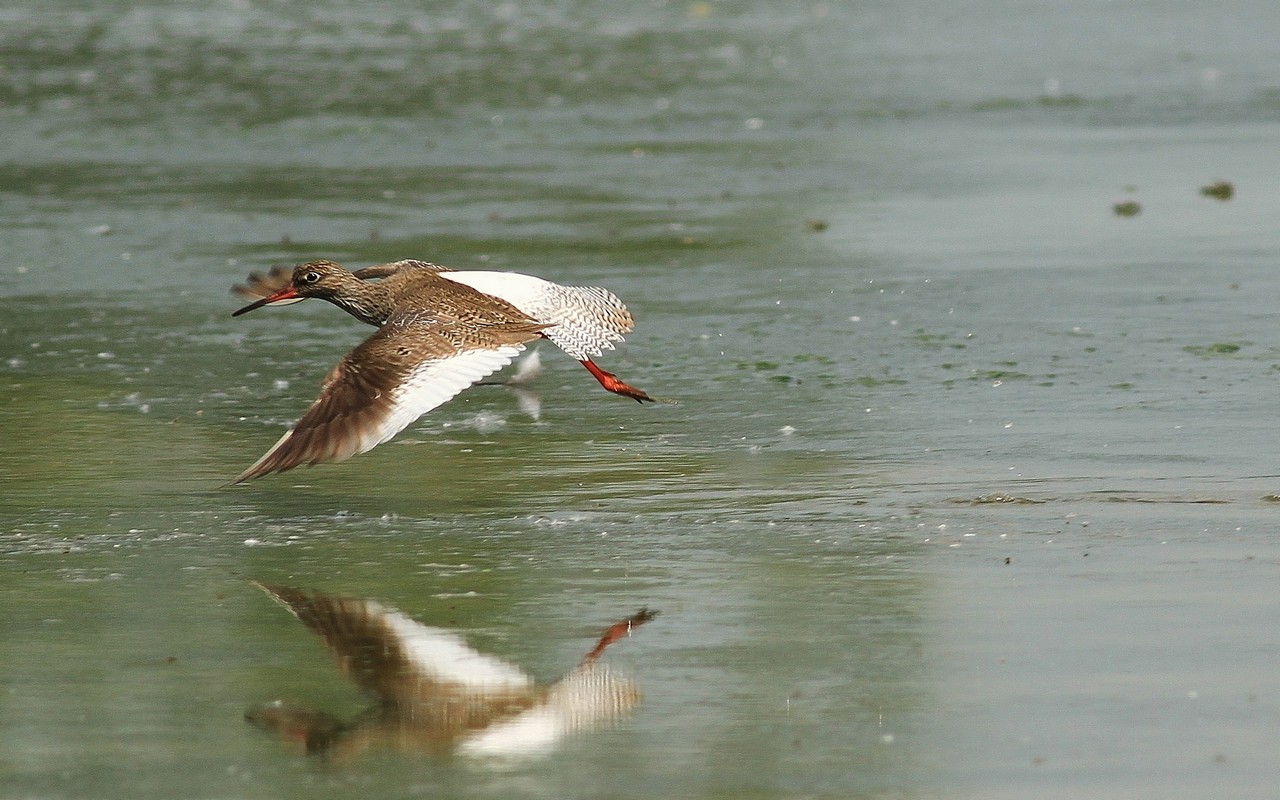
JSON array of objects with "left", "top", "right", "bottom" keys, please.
[
  {"left": 1112, "top": 200, "right": 1142, "bottom": 217},
  {"left": 1183, "top": 342, "right": 1243, "bottom": 357},
  {"left": 960, "top": 494, "right": 1046, "bottom": 505},
  {"left": 803, "top": 218, "right": 829, "bottom": 233},
  {"left": 1200, "top": 180, "right": 1234, "bottom": 200}
]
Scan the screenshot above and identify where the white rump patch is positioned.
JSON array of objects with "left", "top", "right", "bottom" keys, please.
[
  {"left": 439, "top": 271, "right": 557, "bottom": 312},
  {"left": 442, "top": 271, "right": 633, "bottom": 360}
]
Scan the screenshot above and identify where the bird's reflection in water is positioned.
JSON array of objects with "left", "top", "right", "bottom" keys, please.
[
  {"left": 246, "top": 584, "right": 656, "bottom": 764},
  {"left": 480, "top": 348, "right": 543, "bottom": 420}
]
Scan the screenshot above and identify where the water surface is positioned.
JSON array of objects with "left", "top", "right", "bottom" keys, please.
[{"left": 3, "top": 2, "right": 1280, "bottom": 798}]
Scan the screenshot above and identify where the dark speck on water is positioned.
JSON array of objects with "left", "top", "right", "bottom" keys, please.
[{"left": 1200, "top": 180, "right": 1235, "bottom": 200}]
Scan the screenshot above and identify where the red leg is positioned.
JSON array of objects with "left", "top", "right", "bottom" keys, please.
[
  {"left": 580, "top": 608, "right": 658, "bottom": 667},
  {"left": 580, "top": 359, "right": 663, "bottom": 403}
]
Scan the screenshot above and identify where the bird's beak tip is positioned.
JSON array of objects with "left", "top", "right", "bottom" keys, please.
[{"left": 232, "top": 288, "right": 300, "bottom": 317}]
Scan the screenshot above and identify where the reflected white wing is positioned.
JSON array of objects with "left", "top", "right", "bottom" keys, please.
[{"left": 378, "top": 607, "right": 532, "bottom": 691}]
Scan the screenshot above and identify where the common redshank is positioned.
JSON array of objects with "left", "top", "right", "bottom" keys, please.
[
  {"left": 230, "top": 259, "right": 667, "bottom": 483},
  {"left": 246, "top": 583, "right": 656, "bottom": 761}
]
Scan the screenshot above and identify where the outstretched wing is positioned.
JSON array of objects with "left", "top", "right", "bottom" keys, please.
[
  {"left": 233, "top": 314, "right": 545, "bottom": 482},
  {"left": 256, "top": 585, "right": 533, "bottom": 705}
]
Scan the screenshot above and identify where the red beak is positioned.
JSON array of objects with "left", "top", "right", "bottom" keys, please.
[{"left": 232, "top": 286, "right": 301, "bottom": 317}]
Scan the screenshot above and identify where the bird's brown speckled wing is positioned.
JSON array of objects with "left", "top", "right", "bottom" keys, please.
[{"left": 233, "top": 313, "right": 545, "bottom": 482}]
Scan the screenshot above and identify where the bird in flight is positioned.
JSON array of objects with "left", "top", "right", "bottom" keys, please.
[{"left": 230, "top": 259, "right": 669, "bottom": 482}]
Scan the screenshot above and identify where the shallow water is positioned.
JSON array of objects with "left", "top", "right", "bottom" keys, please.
[{"left": 3, "top": 2, "right": 1280, "bottom": 797}]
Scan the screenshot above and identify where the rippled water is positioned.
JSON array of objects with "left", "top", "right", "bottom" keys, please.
[{"left": 4, "top": 2, "right": 1280, "bottom": 797}]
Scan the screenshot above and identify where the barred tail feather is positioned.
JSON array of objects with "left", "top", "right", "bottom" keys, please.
[{"left": 439, "top": 272, "right": 637, "bottom": 360}]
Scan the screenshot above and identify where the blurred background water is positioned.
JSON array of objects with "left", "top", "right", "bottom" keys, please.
[{"left": 3, "top": 1, "right": 1280, "bottom": 797}]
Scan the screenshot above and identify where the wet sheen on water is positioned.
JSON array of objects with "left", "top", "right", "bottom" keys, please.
[{"left": 3, "top": 2, "right": 1280, "bottom": 798}]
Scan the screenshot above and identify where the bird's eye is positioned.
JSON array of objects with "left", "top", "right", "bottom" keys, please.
[{"left": 302, "top": 271, "right": 321, "bottom": 284}]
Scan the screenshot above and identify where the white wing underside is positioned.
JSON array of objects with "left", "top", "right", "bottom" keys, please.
[
  {"left": 441, "top": 272, "right": 633, "bottom": 361},
  {"left": 240, "top": 344, "right": 524, "bottom": 478},
  {"left": 377, "top": 344, "right": 526, "bottom": 448}
]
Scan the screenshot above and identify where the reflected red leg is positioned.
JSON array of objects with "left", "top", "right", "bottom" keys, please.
[{"left": 580, "top": 608, "right": 658, "bottom": 667}]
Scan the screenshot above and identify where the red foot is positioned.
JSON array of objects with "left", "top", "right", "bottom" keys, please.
[
  {"left": 580, "top": 608, "right": 658, "bottom": 667},
  {"left": 580, "top": 359, "right": 662, "bottom": 403}
]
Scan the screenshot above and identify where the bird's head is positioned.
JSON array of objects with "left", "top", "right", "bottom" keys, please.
[{"left": 232, "top": 260, "right": 357, "bottom": 316}]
